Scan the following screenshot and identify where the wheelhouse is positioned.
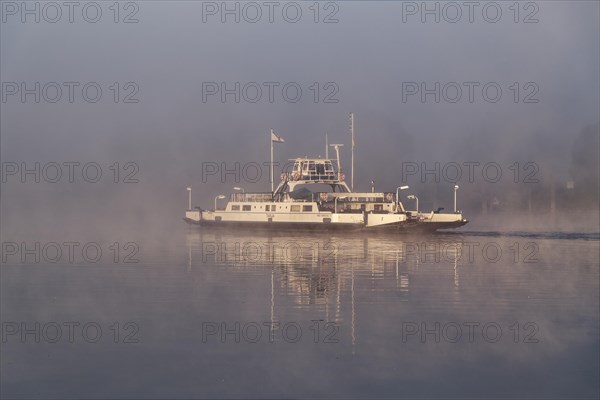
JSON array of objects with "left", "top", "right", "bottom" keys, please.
[{"left": 290, "top": 158, "right": 338, "bottom": 182}]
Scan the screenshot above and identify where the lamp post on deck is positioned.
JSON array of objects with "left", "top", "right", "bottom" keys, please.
[
  {"left": 407, "top": 194, "right": 419, "bottom": 214},
  {"left": 233, "top": 186, "right": 244, "bottom": 201},
  {"left": 396, "top": 186, "right": 409, "bottom": 206},
  {"left": 186, "top": 187, "right": 192, "bottom": 210},
  {"left": 215, "top": 195, "right": 226, "bottom": 211},
  {"left": 454, "top": 185, "right": 459, "bottom": 213}
]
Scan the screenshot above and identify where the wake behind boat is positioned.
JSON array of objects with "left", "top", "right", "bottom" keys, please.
[{"left": 184, "top": 114, "right": 468, "bottom": 232}]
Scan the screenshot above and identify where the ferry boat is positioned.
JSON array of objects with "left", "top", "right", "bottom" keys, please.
[{"left": 184, "top": 117, "right": 468, "bottom": 232}]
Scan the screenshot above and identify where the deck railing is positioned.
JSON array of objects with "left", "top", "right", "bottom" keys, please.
[{"left": 283, "top": 171, "right": 338, "bottom": 182}]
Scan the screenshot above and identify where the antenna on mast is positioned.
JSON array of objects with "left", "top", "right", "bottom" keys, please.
[
  {"left": 325, "top": 133, "right": 329, "bottom": 159},
  {"left": 349, "top": 112, "right": 355, "bottom": 191}
]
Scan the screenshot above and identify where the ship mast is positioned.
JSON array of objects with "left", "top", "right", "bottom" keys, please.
[
  {"left": 270, "top": 129, "right": 274, "bottom": 193},
  {"left": 350, "top": 112, "right": 355, "bottom": 191}
]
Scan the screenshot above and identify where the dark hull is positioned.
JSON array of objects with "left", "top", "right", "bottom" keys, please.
[
  {"left": 183, "top": 218, "right": 468, "bottom": 233},
  {"left": 183, "top": 218, "right": 363, "bottom": 231},
  {"left": 393, "top": 220, "right": 469, "bottom": 232}
]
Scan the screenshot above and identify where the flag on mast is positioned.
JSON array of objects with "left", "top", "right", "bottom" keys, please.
[
  {"left": 269, "top": 129, "right": 284, "bottom": 193},
  {"left": 271, "top": 130, "right": 285, "bottom": 143}
]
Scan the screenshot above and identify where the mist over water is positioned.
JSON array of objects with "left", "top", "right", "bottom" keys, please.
[{"left": 1, "top": 1, "right": 599, "bottom": 399}]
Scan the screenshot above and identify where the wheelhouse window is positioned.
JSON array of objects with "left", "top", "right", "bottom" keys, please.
[
  {"left": 290, "top": 205, "right": 301, "bottom": 212},
  {"left": 231, "top": 205, "right": 240, "bottom": 211},
  {"left": 302, "top": 205, "right": 313, "bottom": 212},
  {"left": 242, "top": 205, "right": 251, "bottom": 211},
  {"left": 324, "top": 161, "right": 334, "bottom": 173},
  {"left": 265, "top": 205, "right": 270, "bottom": 211},
  {"left": 316, "top": 164, "right": 325, "bottom": 176}
]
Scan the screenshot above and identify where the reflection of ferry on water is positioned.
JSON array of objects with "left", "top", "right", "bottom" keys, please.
[
  {"left": 185, "top": 229, "right": 465, "bottom": 309},
  {"left": 184, "top": 115, "right": 468, "bottom": 232}
]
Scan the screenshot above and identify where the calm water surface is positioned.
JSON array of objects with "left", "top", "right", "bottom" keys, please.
[{"left": 1, "top": 228, "right": 599, "bottom": 399}]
